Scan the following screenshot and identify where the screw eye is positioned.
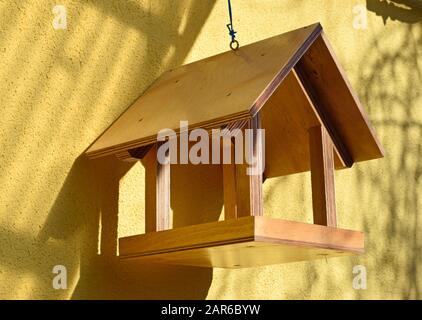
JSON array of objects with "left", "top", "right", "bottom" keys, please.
[{"left": 230, "top": 40, "right": 239, "bottom": 51}]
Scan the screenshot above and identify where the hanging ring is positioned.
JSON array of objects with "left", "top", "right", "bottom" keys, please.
[{"left": 230, "top": 39, "right": 239, "bottom": 51}]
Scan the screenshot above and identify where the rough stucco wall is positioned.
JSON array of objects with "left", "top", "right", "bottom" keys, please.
[{"left": 0, "top": 0, "right": 421, "bottom": 299}]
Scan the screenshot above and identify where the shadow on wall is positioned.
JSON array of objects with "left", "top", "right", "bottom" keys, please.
[
  {"left": 367, "top": 0, "right": 422, "bottom": 24},
  {"left": 259, "top": 0, "right": 422, "bottom": 300},
  {"left": 3, "top": 0, "right": 420, "bottom": 300},
  {"left": 56, "top": 0, "right": 217, "bottom": 300},
  {"left": 86, "top": 0, "right": 218, "bottom": 80},
  {"left": 0, "top": 0, "right": 217, "bottom": 299},
  {"left": 355, "top": 0, "right": 422, "bottom": 298},
  {"left": 41, "top": 156, "right": 213, "bottom": 299}
]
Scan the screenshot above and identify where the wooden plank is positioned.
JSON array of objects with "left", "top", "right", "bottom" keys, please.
[
  {"left": 296, "top": 33, "right": 385, "bottom": 162},
  {"left": 309, "top": 125, "right": 337, "bottom": 227},
  {"left": 235, "top": 162, "right": 252, "bottom": 217},
  {"left": 119, "top": 241, "right": 358, "bottom": 268},
  {"left": 234, "top": 114, "right": 264, "bottom": 217},
  {"left": 221, "top": 118, "right": 250, "bottom": 219},
  {"left": 142, "top": 145, "right": 158, "bottom": 232},
  {"left": 119, "top": 216, "right": 256, "bottom": 258},
  {"left": 254, "top": 217, "right": 361, "bottom": 250},
  {"left": 87, "top": 113, "right": 251, "bottom": 159},
  {"left": 247, "top": 114, "right": 264, "bottom": 216},
  {"left": 86, "top": 24, "right": 323, "bottom": 158},
  {"left": 118, "top": 216, "right": 364, "bottom": 268},
  {"left": 156, "top": 141, "right": 171, "bottom": 231},
  {"left": 222, "top": 142, "right": 238, "bottom": 220}
]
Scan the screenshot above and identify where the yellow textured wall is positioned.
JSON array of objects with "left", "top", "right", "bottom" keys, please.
[{"left": 0, "top": 0, "right": 421, "bottom": 299}]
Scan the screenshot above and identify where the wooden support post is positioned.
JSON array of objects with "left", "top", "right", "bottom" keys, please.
[
  {"left": 143, "top": 145, "right": 158, "bottom": 233},
  {"left": 143, "top": 143, "right": 172, "bottom": 232},
  {"left": 248, "top": 114, "right": 264, "bottom": 217},
  {"left": 235, "top": 163, "right": 252, "bottom": 217},
  {"left": 309, "top": 125, "right": 337, "bottom": 227},
  {"left": 156, "top": 141, "right": 171, "bottom": 231},
  {"left": 224, "top": 114, "right": 264, "bottom": 218},
  {"left": 222, "top": 141, "right": 238, "bottom": 219}
]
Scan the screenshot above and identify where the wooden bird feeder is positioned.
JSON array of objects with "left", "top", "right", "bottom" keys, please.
[{"left": 86, "top": 23, "right": 384, "bottom": 268}]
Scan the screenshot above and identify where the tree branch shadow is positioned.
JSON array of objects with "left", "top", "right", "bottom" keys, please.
[{"left": 32, "top": 0, "right": 217, "bottom": 299}]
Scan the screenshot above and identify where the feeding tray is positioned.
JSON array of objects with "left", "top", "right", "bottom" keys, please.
[
  {"left": 119, "top": 216, "right": 363, "bottom": 268},
  {"left": 86, "top": 23, "right": 384, "bottom": 268}
]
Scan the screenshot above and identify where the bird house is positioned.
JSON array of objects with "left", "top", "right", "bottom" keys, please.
[{"left": 86, "top": 23, "right": 384, "bottom": 268}]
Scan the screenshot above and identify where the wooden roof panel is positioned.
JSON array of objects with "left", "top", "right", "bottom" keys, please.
[
  {"left": 86, "top": 23, "right": 323, "bottom": 158},
  {"left": 86, "top": 23, "right": 384, "bottom": 175},
  {"left": 296, "top": 33, "right": 385, "bottom": 162}
]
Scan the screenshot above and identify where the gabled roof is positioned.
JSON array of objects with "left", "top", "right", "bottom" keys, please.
[{"left": 86, "top": 23, "right": 384, "bottom": 176}]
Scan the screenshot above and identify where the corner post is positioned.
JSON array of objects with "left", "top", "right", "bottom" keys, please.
[
  {"left": 309, "top": 125, "right": 337, "bottom": 227},
  {"left": 248, "top": 113, "right": 264, "bottom": 216},
  {"left": 143, "top": 145, "right": 158, "bottom": 233},
  {"left": 156, "top": 141, "right": 171, "bottom": 231},
  {"left": 222, "top": 141, "right": 238, "bottom": 219},
  {"left": 235, "top": 113, "right": 264, "bottom": 217}
]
